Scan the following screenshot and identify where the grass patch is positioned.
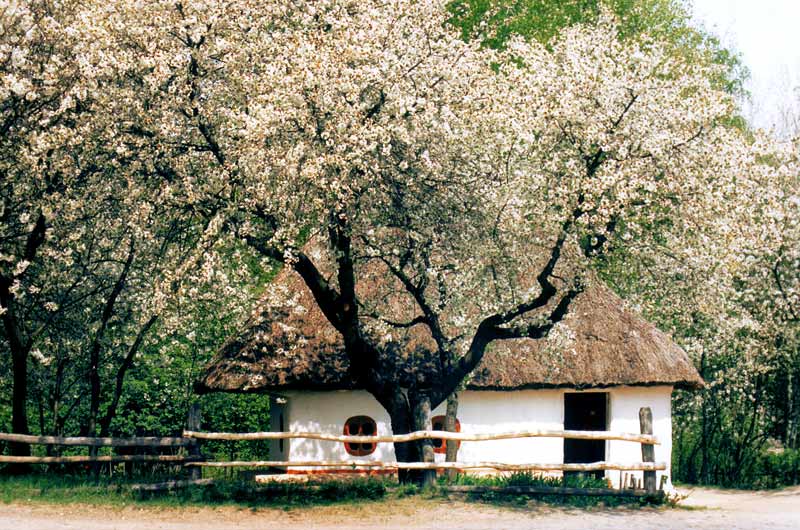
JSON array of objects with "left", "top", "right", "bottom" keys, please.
[
  {"left": 0, "top": 471, "right": 666, "bottom": 511},
  {"left": 439, "top": 471, "right": 664, "bottom": 508},
  {"left": 0, "top": 474, "right": 135, "bottom": 507},
  {"left": 443, "top": 470, "right": 611, "bottom": 488},
  {"left": 151, "top": 477, "right": 388, "bottom": 508},
  {"left": 0, "top": 473, "right": 389, "bottom": 509}
]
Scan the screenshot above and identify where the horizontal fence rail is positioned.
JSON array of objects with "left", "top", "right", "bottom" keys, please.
[
  {"left": 0, "top": 432, "right": 194, "bottom": 466},
  {"left": 443, "top": 485, "right": 660, "bottom": 497},
  {"left": 0, "top": 454, "right": 199, "bottom": 464},
  {"left": 185, "top": 460, "right": 666, "bottom": 472},
  {"left": 0, "top": 432, "right": 191, "bottom": 447},
  {"left": 182, "top": 429, "right": 659, "bottom": 445}
]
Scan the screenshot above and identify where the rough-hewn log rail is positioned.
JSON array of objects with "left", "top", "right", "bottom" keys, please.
[
  {"left": 130, "top": 478, "right": 217, "bottom": 492},
  {"left": 182, "top": 429, "right": 659, "bottom": 445},
  {"left": 443, "top": 485, "right": 665, "bottom": 498},
  {"left": 0, "top": 454, "right": 199, "bottom": 464},
  {"left": 0, "top": 432, "right": 190, "bottom": 447},
  {"left": 185, "top": 460, "right": 666, "bottom": 472}
]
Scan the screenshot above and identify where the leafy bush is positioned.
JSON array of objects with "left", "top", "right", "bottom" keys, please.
[{"left": 753, "top": 449, "right": 800, "bottom": 489}]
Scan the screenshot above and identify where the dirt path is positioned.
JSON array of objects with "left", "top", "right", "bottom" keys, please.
[{"left": 1, "top": 486, "right": 798, "bottom": 529}]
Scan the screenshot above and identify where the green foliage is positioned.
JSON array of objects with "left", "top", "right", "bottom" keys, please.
[
  {"left": 674, "top": 442, "right": 800, "bottom": 490},
  {"left": 197, "top": 393, "right": 272, "bottom": 462},
  {"left": 92, "top": 243, "right": 276, "bottom": 456},
  {"left": 755, "top": 449, "right": 800, "bottom": 489},
  {"left": 447, "top": 0, "right": 747, "bottom": 96},
  {"left": 0, "top": 474, "right": 161, "bottom": 506}
]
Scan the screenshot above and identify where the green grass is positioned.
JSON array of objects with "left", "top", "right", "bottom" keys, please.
[
  {"left": 439, "top": 471, "right": 665, "bottom": 508},
  {"left": 442, "top": 470, "right": 611, "bottom": 488},
  {"left": 0, "top": 474, "right": 135, "bottom": 507},
  {"left": 0, "top": 471, "right": 665, "bottom": 510},
  {"left": 0, "top": 473, "right": 389, "bottom": 509}
]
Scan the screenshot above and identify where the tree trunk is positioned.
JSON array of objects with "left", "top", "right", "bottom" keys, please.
[
  {"left": 10, "top": 348, "right": 31, "bottom": 460},
  {"left": 385, "top": 390, "right": 437, "bottom": 486},
  {"left": 1, "top": 291, "right": 31, "bottom": 467},
  {"left": 387, "top": 395, "right": 418, "bottom": 484},
  {"left": 444, "top": 392, "right": 459, "bottom": 482},
  {"left": 699, "top": 347, "right": 710, "bottom": 484},
  {"left": 700, "top": 393, "right": 709, "bottom": 484},
  {"left": 787, "top": 351, "right": 800, "bottom": 449},
  {"left": 1, "top": 214, "right": 46, "bottom": 472},
  {"left": 410, "top": 393, "right": 436, "bottom": 488},
  {"left": 87, "top": 342, "right": 101, "bottom": 476}
]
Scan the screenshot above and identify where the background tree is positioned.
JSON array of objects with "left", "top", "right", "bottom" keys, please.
[
  {"left": 1, "top": 0, "right": 92, "bottom": 461},
  {"left": 0, "top": 0, "right": 270, "bottom": 468},
  {"left": 448, "top": 0, "right": 748, "bottom": 95},
  {"left": 598, "top": 131, "right": 799, "bottom": 486}
]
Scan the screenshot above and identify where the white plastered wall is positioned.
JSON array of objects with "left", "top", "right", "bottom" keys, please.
[
  {"left": 280, "top": 385, "right": 673, "bottom": 487},
  {"left": 606, "top": 385, "right": 673, "bottom": 489}
]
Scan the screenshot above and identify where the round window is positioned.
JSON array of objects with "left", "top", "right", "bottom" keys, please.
[
  {"left": 431, "top": 415, "right": 461, "bottom": 455},
  {"left": 343, "top": 415, "right": 378, "bottom": 456}
]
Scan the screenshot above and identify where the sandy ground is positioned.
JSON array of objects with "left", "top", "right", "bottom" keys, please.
[{"left": 0, "top": 486, "right": 798, "bottom": 530}]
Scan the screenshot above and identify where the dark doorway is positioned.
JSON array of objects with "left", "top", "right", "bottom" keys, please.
[{"left": 563, "top": 392, "right": 608, "bottom": 480}]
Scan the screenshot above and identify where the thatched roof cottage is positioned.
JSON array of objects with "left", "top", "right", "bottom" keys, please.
[{"left": 197, "top": 267, "right": 702, "bottom": 487}]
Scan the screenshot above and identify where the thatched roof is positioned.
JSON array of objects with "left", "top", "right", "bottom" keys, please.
[{"left": 196, "top": 268, "right": 703, "bottom": 394}]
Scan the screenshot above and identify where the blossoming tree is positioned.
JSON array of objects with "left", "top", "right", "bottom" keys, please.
[{"left": 72, "top": 0, "right": 784, "bottom": 482}]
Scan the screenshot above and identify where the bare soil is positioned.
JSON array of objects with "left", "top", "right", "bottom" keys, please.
[{"left": 1, "top": 486, "right": 798, "bottom": 529}]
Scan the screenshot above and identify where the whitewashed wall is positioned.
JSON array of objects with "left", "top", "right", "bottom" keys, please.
[
  {"left": 606, "top": 386, "right": 673, "bottom": 489},
  {"left": 279, "top": 386, "right": 673, "bottom": 488}
]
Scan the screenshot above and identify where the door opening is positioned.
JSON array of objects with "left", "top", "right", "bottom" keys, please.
[
  {"left": 563, "top": 392, "right": 607, "bottom": 480},
  {"left": 269, "top": 396, "right": 289, "bottom": 466}
]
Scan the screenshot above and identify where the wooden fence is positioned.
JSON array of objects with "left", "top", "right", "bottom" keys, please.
[
  {"left": 181, "top": 407, "right": 664, "bottom": 495},
  {"left": 0, "top": 432, "right": 195, "bottom": 465},
  {"left": 0, "top": 407, "right": 665, "bottom": 496}
]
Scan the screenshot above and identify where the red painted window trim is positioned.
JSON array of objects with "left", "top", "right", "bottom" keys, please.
[
  {"left": 343, "top": 415, "right": 377, "bottom": 456},
  {"left": 431, "top": 415, "right": 461, "bottom": 454}
]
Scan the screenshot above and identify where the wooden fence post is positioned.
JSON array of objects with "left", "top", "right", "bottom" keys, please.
[
  {"left": 187, "top": 402, "right": 202, "bottom": 480},
  {"left": 639, "top": 407, "right": 656, "bottom": 494}
]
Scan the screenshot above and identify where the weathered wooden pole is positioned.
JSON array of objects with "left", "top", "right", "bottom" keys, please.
[
  {"left": 444, "top": 393, "right": 459, "bottom": 482},
  {"left": 639, "top": 407, "right": 657, "bottom": 494},
  {"left": 187, "top": 402, "right": 203, "bottom": 480}
]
